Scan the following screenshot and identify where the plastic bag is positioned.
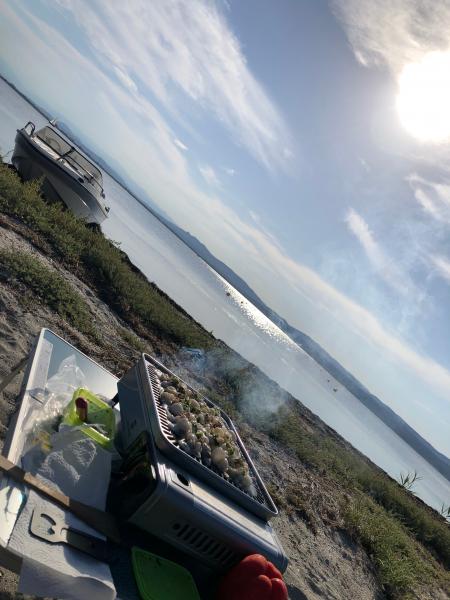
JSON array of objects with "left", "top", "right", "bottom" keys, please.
[
  {"left": 45, "top": 355, "right": 86, "bottom": 399},
  {"left": 24, "top": 355, "right": 86, "bottom": 445}
]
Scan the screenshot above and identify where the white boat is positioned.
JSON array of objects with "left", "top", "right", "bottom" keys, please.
[{"left": 12, "top": 122, "right": 109, "bottom": 226}]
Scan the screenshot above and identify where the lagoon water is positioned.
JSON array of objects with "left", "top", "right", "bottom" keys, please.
[{"left": 1, "top": 77, "right": 449, "bottom": 512}]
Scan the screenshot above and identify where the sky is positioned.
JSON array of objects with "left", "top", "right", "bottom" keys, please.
[{"left": 1, "top": 0, "right": 450, "bottom": 456}]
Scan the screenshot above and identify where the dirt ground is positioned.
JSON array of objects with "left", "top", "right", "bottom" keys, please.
[{"left": 0, "top": 218, "right": 384, "bottom": 599}]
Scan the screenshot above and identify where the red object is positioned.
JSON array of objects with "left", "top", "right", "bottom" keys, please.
[
  {"left": 216, "top": 554, "right": 288, "bottom": 600},
  {"left": 271, "top": 578, "right": 289, "bottom": 600},
  {"left": 75, "top": 396, "right": 88, "bottom": 422}
]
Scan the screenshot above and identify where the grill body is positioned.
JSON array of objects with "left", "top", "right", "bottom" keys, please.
[
  {"left": 119, "top": 354, "right": 277, "bottom": 520},
  {"left": 117, "top": 355, "right": 288, "bottom": 573}
]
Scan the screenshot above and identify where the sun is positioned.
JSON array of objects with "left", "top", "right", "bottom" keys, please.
[{"left": 396, "top": 51, "right": 450, "bottom": 143}]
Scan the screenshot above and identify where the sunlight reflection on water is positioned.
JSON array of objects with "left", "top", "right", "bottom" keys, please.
[{"left": 220, "top": 279, "right": 298, "bottom": 346}]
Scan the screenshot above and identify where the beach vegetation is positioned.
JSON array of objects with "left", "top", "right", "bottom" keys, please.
[
  {"left": 343, "top": 494, "right": 438, "bottom": 598},
  {"left": 397, "top": 470, "right": 423, "bottom": 492},
  {"left": 0, "top": 249, "right": 96, "bottom": 338}
]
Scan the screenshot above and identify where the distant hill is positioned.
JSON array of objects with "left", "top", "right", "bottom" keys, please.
[{"left": 5, "top": 74, "right": 448, "bottom": 481}]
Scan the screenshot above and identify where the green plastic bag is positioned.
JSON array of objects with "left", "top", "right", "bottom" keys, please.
[{"left": 62, "top": 387, "right": 115, "bottom": 449}]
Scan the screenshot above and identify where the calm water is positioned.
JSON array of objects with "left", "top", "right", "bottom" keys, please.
[{"left": 1, "top": 77, "right": 449, "bottom": 511}]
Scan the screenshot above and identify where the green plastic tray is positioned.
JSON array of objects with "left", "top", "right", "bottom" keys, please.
[{"left": 131, "top": 547, "right": 200, "bottom": 600}]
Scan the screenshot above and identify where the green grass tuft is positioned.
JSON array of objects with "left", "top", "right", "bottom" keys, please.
[
  {"left": 0, "top": 249, "right": 95, "bottom": 337},
  {"left": 343, "top": 494, "right": 438, "bottom": 598},
  {"left": 118, "top": 326, "right": 147, "bottom": 353}
]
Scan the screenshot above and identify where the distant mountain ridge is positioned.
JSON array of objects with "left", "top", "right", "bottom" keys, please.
[{"left": 5, "top": 74, "right": 448, "bottom": 481}]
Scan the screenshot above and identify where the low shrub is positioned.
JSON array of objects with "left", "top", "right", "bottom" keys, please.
[{"left": 0, "top": 249, "right": 95, "bottom": 337}]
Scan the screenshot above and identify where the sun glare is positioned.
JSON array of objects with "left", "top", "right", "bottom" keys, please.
[{"left": 396, "top": 51, "right": 450, "bottom": 143}]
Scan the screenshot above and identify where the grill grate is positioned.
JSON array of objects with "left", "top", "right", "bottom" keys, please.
[
  {"left": 146, "top": 363, "right": 271, "bottom": 511},
  {"left": 170, "top": 521, "right": 237, "bottom": 569}
]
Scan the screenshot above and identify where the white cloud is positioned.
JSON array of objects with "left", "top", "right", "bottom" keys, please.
[
  {"left": 345, "top": 209, "right": 383, "bottom": 267},
  {"left": 345, "top": 208, "right": 413, "bottom": 294},
  {"left": 248, "top": 210, "right": 283, "bottom": 251},
  {"left": 332, "top": 1, "right": 450, "bottom": 74},
  {"left": 50, "top": 0, "right": 292, "bottom": 171},
  {"left": 113, "top": 66, "right": 138, "bottom": 93},
  {"left": 224, "top": 167, "right": 236, "bottom": 176},
  {"left": 359, "top": 157, "right": 370, "bottom": 172},
  {"left": 415, "top": 188, "right": 443, "bottom": 221},
  {"left": 174, "top": 138, "right": 188, "bottom": 151},
  {"left": 199, "top": 164, "right": 220, "bottom": 187},
  {"left": 407, "top": 174, "right": 450, "bottom": 224},
  {"left": 429, "top": 254, "right": 450, "bottom": 283}
]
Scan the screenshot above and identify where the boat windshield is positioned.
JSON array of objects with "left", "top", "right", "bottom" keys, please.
[{"left": 35, "top": 126, "right": 103, "bottom": 190}]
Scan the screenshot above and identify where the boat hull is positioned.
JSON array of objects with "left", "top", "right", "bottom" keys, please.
[{"left": 12, "top": 130, "right": 107, "bottom": 225}]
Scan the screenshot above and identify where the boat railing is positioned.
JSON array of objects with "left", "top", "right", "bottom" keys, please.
[
  {"left": 24, "top": 121, "right": 35, "bottom": 135},
  {"left": 59, "top": 150, "right": 105, "bottom": 196}
]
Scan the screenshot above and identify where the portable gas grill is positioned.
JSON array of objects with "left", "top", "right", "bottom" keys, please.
[{"left": 117, "top": 354, "right": 288, "bottom": 573}]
